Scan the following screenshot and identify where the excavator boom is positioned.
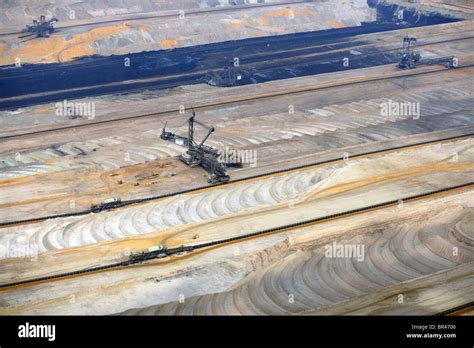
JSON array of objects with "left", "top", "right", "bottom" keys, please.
[{"left": 159, "top": 111, "right": 241, "bottom": 183}]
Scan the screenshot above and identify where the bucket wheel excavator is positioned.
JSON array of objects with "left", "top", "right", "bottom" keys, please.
[
  {"left": 161, "top": 110, "right": 241, "bottom": 184},
  {"left": 20, "top": 16, "right": 58, "bottom": 39}
]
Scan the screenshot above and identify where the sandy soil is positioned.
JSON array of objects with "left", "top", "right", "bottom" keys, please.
[
  {"left": 0, "top": 7, "right": 473, "bottom": 315},
  {"left": 0, "top": 139, "right": 473, "bottom": 315},
  {"left": 0, "top": 1, "right": 375, "bottom": 65}
]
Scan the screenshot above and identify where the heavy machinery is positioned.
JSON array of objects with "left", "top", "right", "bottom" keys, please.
[
  {"left": 398, "top": 35, "right": 421, "bottom": 69},
  {"left": 206, "top": 61, "right": 245, "bottom": 87},
  {"left": 398, "top": 35, "right": 458, "bottom": 70},
  {"left": 161, "top": 110, "right": 241, "bottom": 184},
  {"left": 130, "top": 244, "right": 169, "bottom": 263},
  {"left": 91, "top": 198, "right": 124, "bottom": 213},
  {"left": 20, "top": 16, "right": 58, "bottom": 39}
]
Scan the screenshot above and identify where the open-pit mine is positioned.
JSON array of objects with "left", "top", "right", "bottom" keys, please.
[{"left": 0, "top": 0, "right": 473, "bottom": 324}]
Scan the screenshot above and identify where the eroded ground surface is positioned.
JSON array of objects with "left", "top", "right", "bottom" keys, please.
[
  {"left": 0, "top": 137, "right": 473, "bottom": 315},
  {"left": 0, "top": 1, "right": 375, "bottom": 65},
  {"left": 1, "top": 23, "right": 474, "bottom": 222},
  {"left": 0, "top": 1, "right": 473, "bottom": 316}
]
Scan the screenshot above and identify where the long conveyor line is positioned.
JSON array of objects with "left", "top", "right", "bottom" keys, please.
[
  {"left": 1, "top": 132, "right": 473, "bottom": 228},
  {"left": 1, "top": 181, "right": 472, "bottom": 289}
]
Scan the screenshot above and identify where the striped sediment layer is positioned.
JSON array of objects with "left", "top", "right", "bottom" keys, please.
[
  {"left": 120, "top": 203, "right": 474, "bottom": 315},
  {"left": 0, "top": 1, "right": 376, "bottom": 65},
  {"left": 1, "top": 85, "right": 473, "bottom": 179},
  {"left": 1, "top": 137, "right": 473, "bottom": 260}
]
